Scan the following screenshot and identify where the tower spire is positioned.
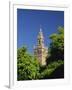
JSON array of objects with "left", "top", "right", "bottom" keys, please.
[
  {"left": 40, "top": 24, "right": 42, "bottom": 32},
  {"left": 37, "top": 26, "right": 44, "bottom": 46}
]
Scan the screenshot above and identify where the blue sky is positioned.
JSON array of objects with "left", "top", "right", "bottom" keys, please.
[{"left": 17, "top": 9, "right": 64, "bottom": 54}]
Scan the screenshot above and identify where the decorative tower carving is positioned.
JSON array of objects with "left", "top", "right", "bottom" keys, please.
[{"left": 34, "top": 27, "right": 48, "bottom": 65}]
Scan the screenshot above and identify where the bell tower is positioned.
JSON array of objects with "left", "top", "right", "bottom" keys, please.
[{"left": 34, "top": 26, "right": 48, "bottom": 65}]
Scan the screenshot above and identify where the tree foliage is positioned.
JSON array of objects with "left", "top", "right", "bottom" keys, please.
[
  {"left": 17, "top": 46, "right": 40, "bottom": 80},
  {"left": 47, "top": 27, "right": 64, "bottom": 64},
  {"left": 40, "top": 60, "right": 64, "bottom": 79}
]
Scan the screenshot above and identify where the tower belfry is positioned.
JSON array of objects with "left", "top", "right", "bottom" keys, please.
[
  {"left": 34, "top": 26, "right": 48, "bottom": 65},
  {"left": 37, "top": 27, "right": 44, "bottom": 47}
]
